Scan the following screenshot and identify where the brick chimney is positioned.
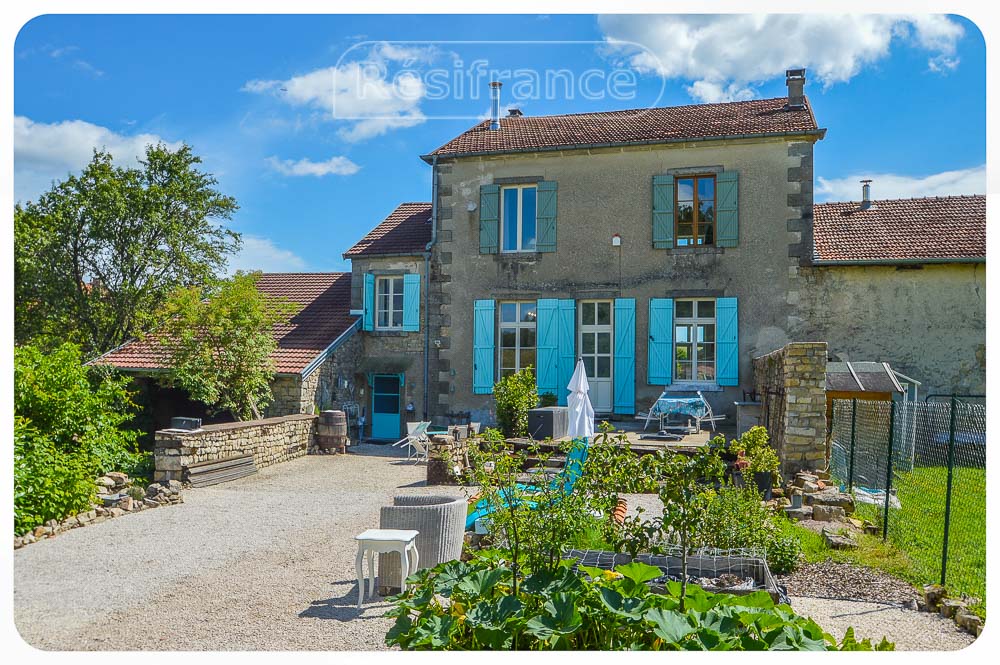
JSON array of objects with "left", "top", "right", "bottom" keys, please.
[{"left": 785, "top": 68, "right": 806, "bottom": 110}]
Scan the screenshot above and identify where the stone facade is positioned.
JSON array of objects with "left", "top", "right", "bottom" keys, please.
[
  {"left": 795, "top": 263, "right": 985, "bottom": 397},
  {"left": 153, "top": 414, "right": 318, "bottom": 483},
  {"left": 753, "top": 342, "right": 827, "bottom": 478},
  {"left": 431, "top": 136, "right": 820, "bottom": 424},
  {"left": 350, "top": 255, "right": 431, "bottom": 436},
  {"left": 263, "top": 330, "right": 364, "bottom": 418}
]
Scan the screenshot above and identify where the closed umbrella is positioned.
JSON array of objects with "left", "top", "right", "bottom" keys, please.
[{"left": 566, "top": 357, "right": 595, "bottom": 440}]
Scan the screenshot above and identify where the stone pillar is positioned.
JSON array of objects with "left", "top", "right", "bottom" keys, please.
[
  {"left": 426, "top": 434, "right": 467, "bottom": 485},
  {"left": 781, "top": 342, "right": 828, "bottom": 477}
]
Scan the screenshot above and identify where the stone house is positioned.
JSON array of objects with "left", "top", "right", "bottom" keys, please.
[
  {"left": 91, "top": 272, "right": 362, "bottom": 431},
  {"left": 343, "top": 68, "right": 985, "bottom": 438}
]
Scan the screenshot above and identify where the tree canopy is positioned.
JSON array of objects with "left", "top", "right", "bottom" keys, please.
[
  {"left": 151, "top": 272, "right": 300, "bottom": 421},
  {"left": 14, "top": 143, "right": 240, "bottom": 355}
]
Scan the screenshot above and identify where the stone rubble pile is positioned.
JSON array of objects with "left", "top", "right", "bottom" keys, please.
[
  {"left": 780, "top": 469, "right": 878, "bottom": 549},
  {"left": 14, "top": 473, "right": 184, "bottom": 550},
  {"left": 921, "top": 583, "right": 983, "bottom": 637}
]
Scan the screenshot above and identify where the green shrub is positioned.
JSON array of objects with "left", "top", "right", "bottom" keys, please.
[
  {"left": 694, "top": 484, "right": 803, "bottom": 574},
  {"left": 731, "top": 426, "right": 779, "bottom": 476},
  {"left": 14, "top": 417, "right": 97, "bottom": 536},
  {"left": 14, "top": 342, "right": 142, "bottom": 476},
  {"left": 385, "top": 558, "right": 893, "bottom": 650},
  {"left": 493, "top": 367, "right": 538, "bottom": 438}
]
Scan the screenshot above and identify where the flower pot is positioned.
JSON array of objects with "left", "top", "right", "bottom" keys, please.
[{"left": 753, "top": 471, "right": 773, "bottom": 500}]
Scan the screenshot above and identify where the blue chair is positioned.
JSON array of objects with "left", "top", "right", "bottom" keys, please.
[{"left": 465, "top": 438, "right": 589, "bottom": 531}]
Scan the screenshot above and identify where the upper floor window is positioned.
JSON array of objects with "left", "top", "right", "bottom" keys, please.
[
  {"left": 501, "top": 185, "right": 537, "bottom": 252},
  {"left": 499, "top": 301, "right": 536, "bottom": 378},
  {"left": 675, "top": 299, "right": 716, "bottom": 382},
  {"left": 376, "top": 276, "right": 404, "bottom": 330},
  {"left": 676, "top": 175, "right": 715, "bottom": 246}
]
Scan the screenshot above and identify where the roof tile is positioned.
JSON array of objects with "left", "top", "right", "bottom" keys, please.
[
  {"left": 92, "top": 273, "right": 357, "bottom": 375},
  {"left": 426, "top": 97, "right": 820, "bottom": 159},
  {"left": 343, "top": 202, "right": 432, "bottom": 258},
  {"left": 813, "top": 195, "right": 985, "bottom": 263}
]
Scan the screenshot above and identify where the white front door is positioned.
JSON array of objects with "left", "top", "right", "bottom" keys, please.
[{"left": 579, "top": 300, "right": 613, "bottom": 413}]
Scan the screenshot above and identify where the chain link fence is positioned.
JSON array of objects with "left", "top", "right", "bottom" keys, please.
[{"left": 829, "top": 397, "right": 985, "bottom": 610}]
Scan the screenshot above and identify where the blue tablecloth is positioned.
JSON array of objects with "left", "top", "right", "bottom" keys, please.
[{"left": 651, "top": 396, "right": 708, "bottom": 420}]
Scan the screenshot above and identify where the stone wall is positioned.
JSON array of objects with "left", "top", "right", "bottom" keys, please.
[
  {"left": 153, "top": 414, "right": 317, "bottom": 483},
  {"left": 263, "top": 328, "right": 364, "bottom": 419},
  {"left": 752, "top": 342, "right": 827, "bottom": 478}
]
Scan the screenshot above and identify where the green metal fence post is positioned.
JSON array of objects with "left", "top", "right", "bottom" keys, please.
[
  {"left": 883, "top": 400, "right": 895, "bottom": 541},
  {"left": 849, "top": 398, "right": 857, "bottom": 493},
  {"left": 941, "top": 396, "right": 958, "bottom": 586}
]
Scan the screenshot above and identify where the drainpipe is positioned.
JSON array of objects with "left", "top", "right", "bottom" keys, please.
[{"left": 423, "top": 155, "right": 439, "bottom": 421}]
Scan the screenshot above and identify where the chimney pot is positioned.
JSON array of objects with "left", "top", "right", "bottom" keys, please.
[
  {"left": 489, "top": 81, "right": 502, "bottom": 130},
  {"left": 785, "top": 68, "right": 806, "bottom": 110},
  {"left": 860, "top": 179, "right": 873, "bottom": 210}
]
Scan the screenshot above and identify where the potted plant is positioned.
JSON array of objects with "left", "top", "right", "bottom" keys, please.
[{"left": 730, "top": 426, "right": 779, "bottom": 500}]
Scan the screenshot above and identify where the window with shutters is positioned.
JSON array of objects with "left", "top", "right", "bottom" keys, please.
[
  {"left": 500, "top": 185, "right": 537, "bottom": 252},
  {"left": 674, "top": 299, "right": 716, "bottom": 382},
  {"left": 498, "top": 301, "right": 537, "bottom": 377},
  {"left": 375, "top": 276, "right": 404, "bottom": 330},
  {"left": 676, "top": 175, "right": 716, "bottom": 246}
]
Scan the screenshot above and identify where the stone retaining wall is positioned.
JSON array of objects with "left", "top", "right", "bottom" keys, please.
[
  {"left": 753, "top": 342, "right": 827, "bottom": 478},
  {"left": 153, "top": 414, "right": 318, "bottom": 483}
]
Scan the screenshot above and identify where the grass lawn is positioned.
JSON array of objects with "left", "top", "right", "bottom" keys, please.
[{"left": 788, "top": 465, "right": 985, "bottom": 618}]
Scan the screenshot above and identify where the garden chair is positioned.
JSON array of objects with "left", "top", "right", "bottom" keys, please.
[{"left": 391, "top": 421, "right": 431, "bottom": 463}]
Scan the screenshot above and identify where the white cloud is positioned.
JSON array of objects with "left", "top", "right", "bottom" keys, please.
[
  {"left": 242, "top": 46, "right": 428, "bottom": 142},
  {"left": 816, "top": 165, "right": 986, "bottom": 202},
  {"left": 226, "top": 235, "right": 308, "bottom": 274},
  {"left": 13, "top": 115, "right": 181, "bottom": 202},
  {"left": 599, "top": 14, "right": 965, "bottom": 102},
  {"left": 266, "top": 155, "right": 360, "bottom": 177}
]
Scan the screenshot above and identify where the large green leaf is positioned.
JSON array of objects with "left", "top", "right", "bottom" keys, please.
[
  {"left": 456, "top": 568, "right": 509, "bottom": 598},
  {"left": 598, "top": 587, "right": 646, "bottom": 619},
  {"left": 645, "top": 608, "right": 695, "bottom": 644},
  {"left": 525, "top": 592, "right": 583, "bottom": 644},
  {"left": 614, "top": 561, "right": 663, "bottom": 585},
  {"left": 465, "top": 595, "right": 523, "bottom": 630}
]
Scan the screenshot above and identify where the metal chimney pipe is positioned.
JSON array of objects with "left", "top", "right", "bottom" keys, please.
[
  {"left": 489, "top": 81, "right": 502, "bottom": 130},
  {"left": 860, "top": 179, "right": 873, "bottom": 210},
  {"left": 785, "top": 68, "right": 806, "bottom": 109}
]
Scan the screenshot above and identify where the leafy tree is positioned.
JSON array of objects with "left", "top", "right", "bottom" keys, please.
[
  {"left": 151, "top": 272, "right": 299, "bottom": 421},
  {"left": 14, "top": 143, "right": 240, "bottom": 354},
  {"left": 14, "top": 342, "right": 143, "bottom": 475}
]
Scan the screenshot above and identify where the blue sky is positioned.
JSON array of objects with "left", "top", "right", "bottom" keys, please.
[{"left": 14, "top": 14, "right": 986, "bottom": 273}]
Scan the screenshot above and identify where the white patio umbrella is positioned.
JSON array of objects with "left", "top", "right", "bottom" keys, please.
[{"left": 566, "top": 357, "right": 595, "bottom": 440}]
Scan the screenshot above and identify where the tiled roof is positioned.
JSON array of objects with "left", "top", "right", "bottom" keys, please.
[
  {"left": 343, "top": 202, "right": 432, "bottom": 258},
  {"left": 813, "top": 195, "right": 986, "bottom": 264},
  {"left": 91, "top": 273, "right": 358, "bottom": 375},
  {"left": 424, "top": 97, "right": 821, "bottom": 160}
]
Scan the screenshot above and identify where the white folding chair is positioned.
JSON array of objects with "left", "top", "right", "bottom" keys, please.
[
  {"left": 391, "top": 421, "right": 431, "bottom": 462},
  {"left": 695, "top": 391, "right": 726, "bottom": 432}
]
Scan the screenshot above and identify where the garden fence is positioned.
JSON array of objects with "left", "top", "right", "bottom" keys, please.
[{"left": 829, "top": 397, "right": 986, "bottom": 607}]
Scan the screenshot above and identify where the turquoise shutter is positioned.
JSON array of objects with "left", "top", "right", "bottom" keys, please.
[
  {"left": 479, "top": 184, "right": 499, "bottom": 254},
  {"left": 647, "top": 298, "right": 674, "bottom": 386},
  {"left": 613, "top": 298, "right": 635, "bottom": 415},
  {"left": 716, "top": 171, "right": 739, "bottom": 248},
  {"left": 362, "top": 273, "right": 374, "bottom": 331},
  {"left": 473, "top": 300, "right": 496, "bottom": 394},
  {"left": 402, "top": 274, "right": 420, "bottom": 332},
  {"left": 535, "top": 181, "right": 558, "bottom": 253},
  {"left": 652, "top": 175, "right": 675, "bottom": 249},
  {"left": 535, "top": 299, "right": 559, "bottom": 399},
  {"left": 716, "top": 297, "right": 739, "bottom": 386},
  {"left": 556, "top": 299, "right": 576, "bottom": 406}
]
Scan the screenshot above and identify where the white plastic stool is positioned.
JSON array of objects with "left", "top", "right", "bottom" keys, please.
[{"left": 354, "top": 528, "right": 419, "bottom": 608}]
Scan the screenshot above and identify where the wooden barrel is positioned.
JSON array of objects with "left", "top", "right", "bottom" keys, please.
[{"left": 317, "top": 410, "right": 349, "bottom": 452}]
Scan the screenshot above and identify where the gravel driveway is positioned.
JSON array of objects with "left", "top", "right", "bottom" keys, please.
[{"left": 14, "top": 444, "right": 456, "bottom": 650}]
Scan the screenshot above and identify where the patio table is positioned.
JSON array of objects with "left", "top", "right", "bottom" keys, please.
[{"left": 646, "top": 395, "right": 710, "bottom": 432}]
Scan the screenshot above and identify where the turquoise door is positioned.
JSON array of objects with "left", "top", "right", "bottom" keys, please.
[{"left": 371, "top": 374, "right": 401, "bottom": 441}]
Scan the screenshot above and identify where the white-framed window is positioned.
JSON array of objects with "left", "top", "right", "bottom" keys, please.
[
  {"left": 501, "top": 185, "right": 537, "bottom": 252},
  {"left": 675, "top": 299, "right": 716, "bottom": 382},
  {"left": 376, "top": 276, "right": 404, "bottom": 330},
  {"left": 499, "top": 301, "right": 537, "bottom": 378}
]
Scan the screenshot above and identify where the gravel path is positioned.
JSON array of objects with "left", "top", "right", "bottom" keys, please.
[
  {"left": 778, "top": 560, "right": 920, "bottom": 605},
  {"left": 789, "top": 596, "right": 975, "bottom": 651},
  {"left": 14, "top": 444, "right": 454, "bottom": 650}
]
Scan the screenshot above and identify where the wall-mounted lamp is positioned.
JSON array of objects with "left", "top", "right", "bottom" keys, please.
[
  {"left": 612, "top": 233, "right": 622, "bottom": 247},
  {"left": 466, "top": 201, "right": 477, "bottom": 212},
  {"left": 434, "top": 339, "right": 442, "bottom": 348}
]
